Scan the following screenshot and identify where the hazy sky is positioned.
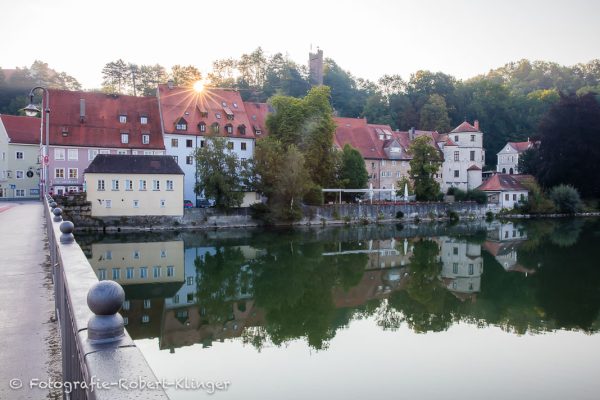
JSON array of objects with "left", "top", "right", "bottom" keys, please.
[{"left": 2, "top": 0, "right": 599, "bottom": 89}]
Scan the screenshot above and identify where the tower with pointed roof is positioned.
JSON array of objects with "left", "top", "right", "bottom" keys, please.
[{"left": 440, "top": 120, "right": 484, "bottom": 192}]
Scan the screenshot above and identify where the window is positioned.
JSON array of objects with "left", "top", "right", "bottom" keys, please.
[
  {"left": 513, "top": 194, "right": 517, "bottom": 201},
  {"left": 125, "top": 179, "right": 133, "bottom": 191},
  {"left": 241, "top": 142, "right": 247, "bottom": 151},
  {"left": 97, "top": 269, "right": 107, "bottom": 280},
  {"left": 16, "top": 151, "right": 24, "bottom": 159},
  {"left": 454, "top": 135, "right": 459, "bottom": 142},
  {"left": 167, "top": 266, "right": 175, "bottom": 277},
  {"left": 238, "top": 125, "right": 246, "bottom": 135},
  {"left": 212, "top": 123, "right": 220, "bottom": 134},
  {"left": 225, "top": 124, "right": 233, "bottom": 134},
  {"left": 139, "top": 180, "right": 146, "bottom": 190},
  {"left": 112, "top": 268, "right": 120, "bottom": 280},
  {"left": 140, "top": 266, "right": 148, "bottom": 279},
  {"left": 126, "top": 267, "right": 134, "bottom": 279},
  {"left": 16, "top": 170, "right": 24, "bottom": 179},
  {"left": 140, "top": 116, "right": 148, "bottom": 125},
  {"left": 143, "top": 299, "right": 151, "bottom": 309},
  {"left": 142, "top": 315, "right": 150, "bottom": 324},
  {"left": 144, "top": 151, "right": 152, "bottom": 155},
  {"left": 468, "top": 264, "right": 474, "bottom": 275},
  {"left": 172, "top": 295, "right": 180, "bottom": 304},
  {"left": 215, "top": 113, "right": 221, "bottom": 119},
  {"left": 454, "top": 151, "right": 459, "bottom": 161},
  {"left": 142, "top": 134, "right": 150, "bottom": 144},
  {"left": 68, "top": 149, "right": 78, "bottom": 160},
  {"left": 171, "top": 138, "right": 179, "bottom": 147},
  {"left": 153, "top": 180, "right": 160, "bottom": 191},
  {"left": 105, "top": 199, "right": 112, "bottom": 208},
  {"left": 453, "top": 247, "right": 458, "bottom": 255},
  {"left": 55, "top": 168, "right": 65, "bottom": 179},
  {"left": 454, "top": 170, "right": 459, "bottom": 178},
  {"left": 54, "top": 148, "right": 65, "bottom": 160},
  {"left": 119, "top": 115, "right": 127, "bottom": 123},
  {"left": 97, "top": 179, "right": 105, "bottom": 191},
  {"left": 453, "top": 263, "right": 458, "bottom": 274},
  {"left": 153, "top": 266, "right": 161, "bottom": 278},
  {"left": 187, "top": 276, "right": 194, "bottom": 286},
  {"left": 111, "top": 179, "right": 119, "bottom": 190},
  {"left": 68, "top": 168, "right": 78, "bottom": 179},
  {"left": 392, "top": 161, "right": 396, "bottom": 166},
  {"left": 505, "top": 194, "right": 510, "bottom": 201},
  {"left": 186, "top": 156, "right": 193, "bottom": 165},
  {"left": 187, "top": 293, "right": 194, "bottom": 303},
  {"left": 381, "top": 171, "right": 385, "bottom": 177},
  {"left": 133, "top": 250, "right": 140, "bottom": 259},
  {"left": 176, "top": 118, "right": 187, "bottom": 130},
  {"left": 227, "top": 142, "right": 233, "bottom": 150},
  {"left": 381, "top": 160, "right": 386, "bottom": 166},
  {"left": 160, "top": 199, "right": 166, "bottom": 208},
  {"left": 166, "top": 180, "right": 174, "bottom": 191},
  {"left": 160, "top": 249, "right": 167, "bottom": 258},
  {"left": 15, "top": 189, "right": 25, "bottom": 197},
  {"left": 186, "top": 139, "right": 193, "bottom": 148},
  {"left": 470, "top": 151, "right": 475, "bottom": 161},
  {"left": 200, "top": 140, "right": 205, "bottom": 148},
  {"left": 470, "top": 135, "right": 475, "bottom": 142},
  {"left": 88, "top": 149, "right": 99, "bottom": 161},
  {"left": 133, "top": 199, "right": 139, "bottom": 208},
  {"left": 198, "top": 122, "right": 206, "bottom": 132},
  {"left": 121, "top": 133, "right": 129, "bottom": 144},
  {"left": 99, "top": 149, "right": 110, "bottom": 155}
]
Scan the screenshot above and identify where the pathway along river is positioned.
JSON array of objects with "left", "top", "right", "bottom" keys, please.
[{"left": 78, "top": 218, "right": 600, "bottom": 400}]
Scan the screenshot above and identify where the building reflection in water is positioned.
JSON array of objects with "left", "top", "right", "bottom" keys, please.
[{"left": 84, "top": 222, "right": 548, "bottom": 350}]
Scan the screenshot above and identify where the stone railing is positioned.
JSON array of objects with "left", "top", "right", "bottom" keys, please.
[{"left": 44, "top": 196, "right": 169, "bottom": 400}]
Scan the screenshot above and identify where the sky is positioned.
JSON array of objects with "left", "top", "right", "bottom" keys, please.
[{"left": 1, "top": 0, "right": 599, "bottom": 89}]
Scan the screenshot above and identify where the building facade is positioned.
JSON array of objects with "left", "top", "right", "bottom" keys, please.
[
  {"left": 496, "top": 141, "right": 534, "bottom": 174},
  {"left": 84, "top": 154, "right": 184, "bottom": 217},
  {"left": 46, "top": 90, "right": 165, "bottom": 195},
  {"left": 439, "top": 121, "right": 485, "bottom": 192},
  {"left": 0, "top": 115, "right": 41, "bottom": 200},
  {"left": 157, "top": 84, "right": 259, "bottom": 204},
  {"left": 477, "top": 174, "right": 528, "bottom": 209}
]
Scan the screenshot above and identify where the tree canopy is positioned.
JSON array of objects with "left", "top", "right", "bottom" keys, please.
[{"left": 408, "top": 136, "right": 442, "bottom": 201}]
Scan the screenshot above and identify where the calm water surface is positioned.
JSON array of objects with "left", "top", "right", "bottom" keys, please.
[{"left": 79, "top": 218, "right": 600, "bottom": 400}]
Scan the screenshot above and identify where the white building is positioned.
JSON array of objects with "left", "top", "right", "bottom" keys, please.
[
  {"left": 157, "top": 84, "right": 258, "bottom": 204},
  {"left": 439, "top": 121, "right": 485, "bottom": 192},
  {"left": 477, "top": 174, "right": 529, "bottom": 209},
  {"left": 497, "top": 141, "right": 534, "bottom": 174},
  {"left": 439, "top": 237, "right": 483, "bottom": 297}
]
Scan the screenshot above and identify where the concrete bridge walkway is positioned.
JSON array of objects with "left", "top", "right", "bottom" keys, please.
[{"left": 0, "top": 201, "right": 61, "bottom": 399}]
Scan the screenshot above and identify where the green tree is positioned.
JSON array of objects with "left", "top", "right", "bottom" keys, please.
[
  {"left": 339, "top": 144, "right": 368, "bottom": 189},
  {"left": 101, "top": 59, "right": 130, "bottom": 93},
  {"left": 408, "top": 136, "right": 442, "bottom": 201},
  {"left": 549, "top": 185, "right": 582, "bottom": 214},
  {"left": 194, "top": 137, "right": 245, "bottom": 209},
  {"left": 170, "top": 64, "right": 202, "bottom": 87},
  {"left": 266, "top": 86, "right": 338, "bottom": 188},
  {"left": 419, "top": 94, "right": 451, "bottom": 132},
  {"left": 536, "top": 93, "right": 600, "bottom": 197},
  {"left": 137, "top": 64, "right": 168, "bottom": 96}
]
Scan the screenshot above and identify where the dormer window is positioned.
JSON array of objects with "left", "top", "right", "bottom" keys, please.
[
  {"left": 61, "top": 127, "right": 69, "bottom": 137},
  {"left": 200, "top": 111, "right": 208, "bottom": 118},
  {"left": 223, "top": 107, "right": 234, "bottom": 120},
  {"left": 198, "top": 122, "right": 206, "bottom": 132},
  {"left": 253, "top": 125, "right": 262, "bottom": 135},
  {"left": 212, "top": 122, "right": 220, "bottom": 134},
  {"left": 233, "top": 102, "right": 238, "bottom": 108},
  {"left": 142, "top": 134, "right": 150, "bottom": 144},
  {"left": 176, "top": 117, "right": 187, "bottom": 131},
  {"left": 238, "top": 124, "right": 246, "bottom": 135},
  {"left": 140, "top": 116, "right": 148, "bottom": 125},
  {"left": 121, "top": 133, "right": 129, "bottom": 144},
  {"left": 119, "top": 114, "right": 127, "bottom": 123},
  {"left": 215, "top": 113, "right": 221, "bottom": 119},
  {"left": 221, "top": 101, "right": 227, "bottom": 107},
  {"left": 225, "top": 124, "right": 233, "bottom": 134}
]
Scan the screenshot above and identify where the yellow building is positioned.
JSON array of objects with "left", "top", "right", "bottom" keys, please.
[{"left": 84, "top": 154, "right": 184, "bottom": 216}]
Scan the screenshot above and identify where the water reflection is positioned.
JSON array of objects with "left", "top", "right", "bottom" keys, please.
[{"left": 81, "top": 218, "right": 600, "bottom": 352}]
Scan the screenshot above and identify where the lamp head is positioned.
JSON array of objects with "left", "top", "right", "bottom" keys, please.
[{"left": 23, "top": 102, "right": 41, "bottom": 117}]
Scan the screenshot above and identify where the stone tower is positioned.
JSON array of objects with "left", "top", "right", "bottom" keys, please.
[{"left": 309, "top": 48, "right": 324, "bottom": 86}]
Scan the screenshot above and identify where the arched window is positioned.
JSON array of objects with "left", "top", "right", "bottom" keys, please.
[
  {"left": 238, "top": 124, "right": 246, "bottom": 135},
  {"left": 502, "top": 168, "right": 506, "bottom": 174},
  {"left": 175, "top": 117, "right": 187, "bottom": 131},
  {"left": 198, "top": 122, "right": 206, "bottom": 132},
  {"left": 509, "top": 168, "right": 514, "bottom": 175},
  {"left": 211, "top": 122, "right": 219, "bottom": 134},
  {"left": 225, "top": 124, "right": 233, "bottom": 134}
]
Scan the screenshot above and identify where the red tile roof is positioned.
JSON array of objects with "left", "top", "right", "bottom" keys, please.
[
  {"left": 451, "top": 121, "right": 479, "bottom": 133},
  {"left": 243, "top": 101, "right": 271, "bottom": 136},
  {"left": 158, "top": 85, "right": 255, "bottom": 139},
  {"left": 1, "top": 114, "right": 40, "bottom": 144},
  {"left": 467, "top": 165, "right": 482, "bottom": 171},
  {"left": 47, "top": 89, "right": 164, "bottom": 149},
  {"left": 444, "top": 137, "right": 458, "bottom": 146},
  {"left": 334, "top": 117, "right": 387, "bottom": 159},
  {"left": 477, "top": 174, "right": 527, "bottom": 192},
  {"left": 508, "top": 141, "right": 533, "bottom": 152}
]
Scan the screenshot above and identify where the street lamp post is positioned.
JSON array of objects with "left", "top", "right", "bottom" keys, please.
[{"left": 23, "top": 87, "right": 50, "bottom": 197}]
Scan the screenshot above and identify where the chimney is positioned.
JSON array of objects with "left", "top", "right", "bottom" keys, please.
[
  {"left": 167, "top": 80, "right": 174, "bottom": 89},
  {"left": 474, "top": 120, "right": 479, "bottom": 130},
  {"left": 79, "top": 99, "right": 86, "bottom": 123},
  {"left": 409, "top": 127, "right": 415, "bottom": 140}
]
